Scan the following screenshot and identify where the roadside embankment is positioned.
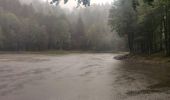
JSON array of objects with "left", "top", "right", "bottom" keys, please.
[{"left": 114, "top": 53, "right": 170, "bottom": 64}]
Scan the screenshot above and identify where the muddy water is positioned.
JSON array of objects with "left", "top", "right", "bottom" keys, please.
[{"left": 0, "top": 53, "right": 170, "bottom": 100}]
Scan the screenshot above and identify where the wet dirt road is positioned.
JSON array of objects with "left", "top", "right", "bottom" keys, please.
[{"left": 0, "top": 53, "right": 170, "bottom": 100}]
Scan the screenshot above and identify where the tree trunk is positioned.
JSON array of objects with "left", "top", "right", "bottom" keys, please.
[{"left": 128, "top": 32, "right": 134, "bottom": 54}]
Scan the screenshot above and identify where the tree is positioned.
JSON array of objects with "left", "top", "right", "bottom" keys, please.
[
  {"left": 0, "top": 0, "right": 124, "bottom": 52},
  {"left": 71, "top": 15, "right": 86, "bottom": 49},
  {"left": 0, "top": 27, "right": 4, "bottom": 49},
  {"left": 0, "top": 12, "right": 21, "bottom": 50},
  {"left": 137, "top": 0, "right": 170, "bottom": 56},
  {"left": 109, "top": 0, "right": 137, "bottom": 53},
  {"left": 109, "top": 0, "right": 170, "bottom": 56}
]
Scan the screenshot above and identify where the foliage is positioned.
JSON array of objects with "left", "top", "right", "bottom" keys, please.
[
  {"left": 109, "top": 0, "right": 170, "bottom": 56},
  {"left": 0, "top": 0, "right": 126, "bottom": 51}
]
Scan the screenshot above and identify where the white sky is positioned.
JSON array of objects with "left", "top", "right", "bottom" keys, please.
[
  {"left": 62, "top": 0, "right": 112, "bottom": 9},
  {"left": 42, "top": 0, "right": 113, "bottom": 9}
]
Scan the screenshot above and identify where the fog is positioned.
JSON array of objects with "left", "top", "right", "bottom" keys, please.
[
  {"left": 0, "top": 0, "right": 126, "bottom": 51},
  {"left": 0, "top": 1, "right": 170, "bottom": 100},
  {"left": 20, "top": 0, "right": 112, "bottom": 10}
]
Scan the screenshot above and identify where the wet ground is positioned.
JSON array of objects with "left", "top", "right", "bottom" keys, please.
[{"left": 0, "top": 53, "right": 170, "bottom": 100}]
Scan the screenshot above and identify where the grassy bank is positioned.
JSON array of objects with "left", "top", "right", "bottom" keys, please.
[{"left": 115, "top": 53, "right": 170, "bottom": 64}]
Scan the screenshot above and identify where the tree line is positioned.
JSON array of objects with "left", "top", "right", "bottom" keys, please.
[
  {"left": 0, "top": 0, "right": 126, "bottom": 51},
  {"left": 109, "top": 0, "right": 170, "bottom": 56}
]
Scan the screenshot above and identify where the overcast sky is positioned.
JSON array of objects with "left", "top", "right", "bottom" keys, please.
[
  {"left": 41, "top": 0, "right": 113, "bottom": 10},
  {"left": 62, "top": 0, "right": 112, "bottom": 9}
]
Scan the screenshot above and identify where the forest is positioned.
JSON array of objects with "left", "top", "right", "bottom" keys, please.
[
  {"left": 0, "top": 0, "right": 126, "bottom": 51},
  {"left": 109, "top": 0, "right": 170, "bottom": 56},
  {"left": 1, "top": 1, "right": 170, "bottom": 100},
  {"left": 1, "top": 0, "right": 169, "bottom": 56}
]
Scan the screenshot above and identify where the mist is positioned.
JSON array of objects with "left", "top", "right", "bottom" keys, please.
[
  {"left": 0, "top": 1, "right": 170, "bottom": 100},
  {"left": 0, "top": 0, "right": 126, "bottom": 51}
]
